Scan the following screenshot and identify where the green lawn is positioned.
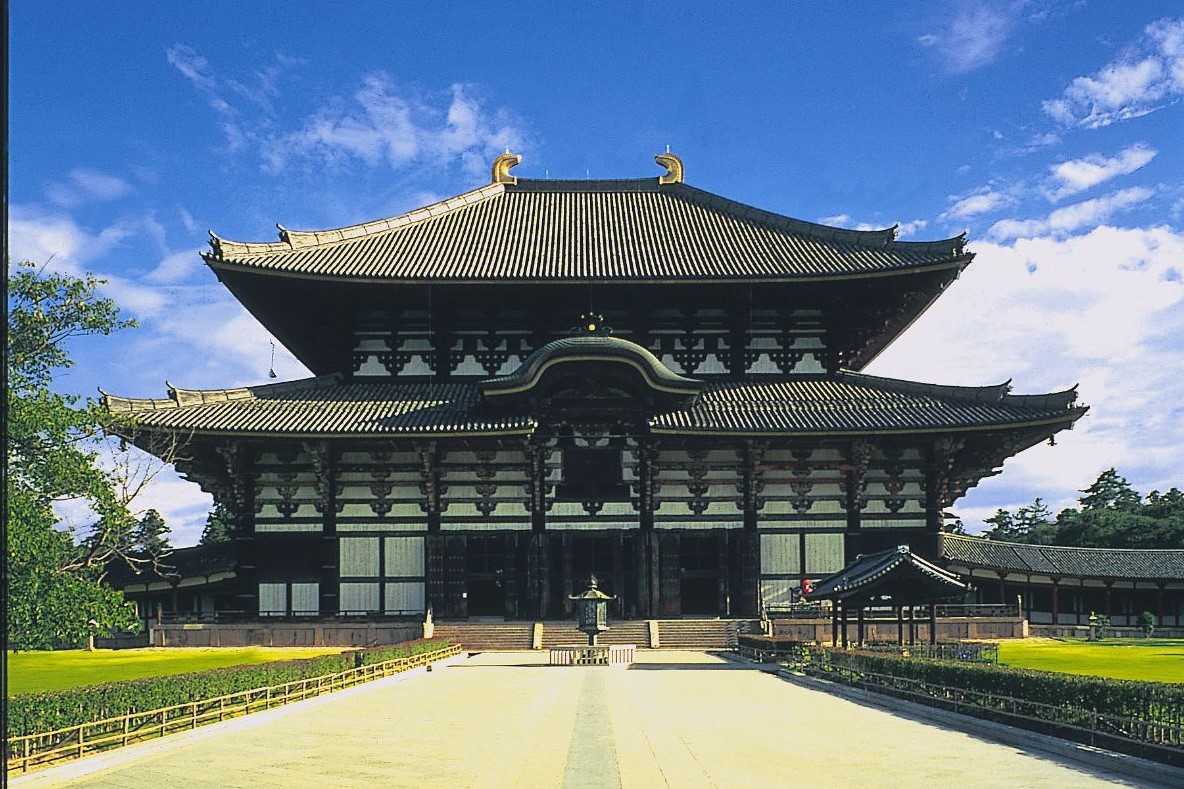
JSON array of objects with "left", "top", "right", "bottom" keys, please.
[
  {"left": 6, "top": 646, "right": 350, "bottom": 695},
  {"left": 997, "top": 638, "right": 1184, "bottom": 683}
]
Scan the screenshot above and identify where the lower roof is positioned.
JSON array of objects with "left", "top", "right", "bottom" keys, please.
[
  {"left": 102, "top": 371, "right": 1085, "bottom": 439},
  {"left": 941, "top": 534, "right": 1184, "bottom": 581}
]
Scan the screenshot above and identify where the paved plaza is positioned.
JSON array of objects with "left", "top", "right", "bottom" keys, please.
[{"left": 15, "top": 651, "right": 1166, "bottom": 789}]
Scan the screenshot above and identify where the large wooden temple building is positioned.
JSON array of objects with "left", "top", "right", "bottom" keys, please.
[{"left": 106, "top": 152, "right": 1087, "bottom": 622}]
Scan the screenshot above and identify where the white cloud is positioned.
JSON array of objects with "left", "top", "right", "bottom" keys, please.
[
  {"left": 941, "top": 189, "right": 1012, "bottom": 221},
  {"left": 817, "top": 214, "right": 926, "bottom": 236},
  {"left": 917, "top": 2, "right": 1019, "bottom": 73},
  {"left": 1043, "top": 17, "right": 1184, "bottom": 128},
  {"left": 869, "top": 224, "right": 1184, "bottom": 529},
  {"left": 1042, "top": 143, "right": 1156, "bottom": 201},
  {"left": 985, "top": 186, "right": 1154, "bottom": 241},
  {"left": 8, "top": 206, "right": 131, "bottom": 275},
  {"left": 260, "top": 76, "right": 527, "bottom": 177},
  {"left": 146, "top": 248, "right": 204, "bottom": 284},
  {"left": 45, "top": 168, "right": 133, "bottom": 207}
]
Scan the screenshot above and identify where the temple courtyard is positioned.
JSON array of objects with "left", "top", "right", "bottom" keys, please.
[{"left": 14, "top": 650, "right": 1169, "bottom": 788}]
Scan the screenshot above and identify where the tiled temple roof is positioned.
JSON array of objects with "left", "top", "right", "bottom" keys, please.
[
  {"left": 804, "top": 545, "right": 967, "bottom": 602},
  {"left": 103, "top": 371, "right": 1083, "bottom": 438},
  {"left": 105, "top": 542, "right": 238, "bottom": 587},
  {"left": 941, "top": 534, "right": 1184, "bottom": 581},
  {"left": 205, "top": 178, "right": 971, "bottom": 283},
  {"left": 647, "top": 372, "right": 1085, "bottom": 435}
]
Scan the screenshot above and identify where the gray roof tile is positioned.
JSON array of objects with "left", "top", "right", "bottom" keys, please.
[
  {"left": 206, "top": 179, "right": 970, "bottom": 283},
  {"left": 941, "top": 534, "right": 1184, "bottom": 580}
]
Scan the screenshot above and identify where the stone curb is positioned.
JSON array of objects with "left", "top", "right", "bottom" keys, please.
[
  {"left": 772, "top": 666, "right": 1184, "bottom": 789},
  {"left": 9, "top": 652, "right": 470, "bottom": 788}
]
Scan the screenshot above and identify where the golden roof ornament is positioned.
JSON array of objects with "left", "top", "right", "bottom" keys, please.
[
  {"left": 655, "top": 148, "right": 683, "bottom": 184},
  {"left": 491, "top": 151, "right": 521, "bottom": 185}
]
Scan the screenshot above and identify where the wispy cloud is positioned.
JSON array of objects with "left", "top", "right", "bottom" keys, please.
[
  {"left": 916, "top": 2, "right": 1020, "bottom": 73},
  {"left": 45, "top": 168, "right": 132, "bottom": 207},
  {"left": 985, "top": 186, "right": 1155, "bottom": 241},
  {"left": 1041, "top": 143, "right": 1157, "bottom": 201},
  {"left": 871, "top": 224, "right": 1184, "bottom": 524},
  {"left": 1043, "top": 17, "right": 1184, "bottom": 128},
  {"left": 940, "top": 188, "right": 1014, "bottom": 222},
  {"left": 259, "top": 77, "right": 526, "bottom": 177}
]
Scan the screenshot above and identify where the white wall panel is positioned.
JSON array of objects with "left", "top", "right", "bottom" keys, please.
[
  {"left": 290, "top": 582, "right": 320, "bottom": 615},
  {"left": 384, "top": 537, "right": 424, "bottom": 577},
  {"left": 258, "top": 583, "right": 286, "bottom": 616},
  {"left": 384, "top": 582, "right": 426, "bottom": 614},
  {"left": 339, "top": 537, "right": 380, "bottom": 577},
  {"left": 760, "top": 533, "right": 801, "bottom": 574},
  {"left": 805, "top": 533, "right": 845, "bottom": 575},
  {"left": 339, "top": 582, "right": 380, "bottom": 613}
]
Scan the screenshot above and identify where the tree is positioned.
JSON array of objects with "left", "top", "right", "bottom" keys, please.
[
  {"left": 1078, "top": 468, "right": 1141, "bottom": 512},
  {"left": 6, "top": 261, "right": 141, "bottom": 649},
  {"left": 200, "top": 501, "right": 236, "bottom": 544},
  {"left": 132, "top": 509, "right": 172, "bottom": 557},
  {"left": 982, "top": 498, "right": 1055, "bottom": 543}
]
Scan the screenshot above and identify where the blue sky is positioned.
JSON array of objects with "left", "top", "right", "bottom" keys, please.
[{"left": 10, "top": 2, "right": 1184, "bottom": 546}]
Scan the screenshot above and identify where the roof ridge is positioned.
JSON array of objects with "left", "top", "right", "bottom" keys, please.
[
  {"left": 207, "top": 183, "right": 506, "bottom": 258},
  {"left": 668, "top": 183, "right": 970, "bottom": 254}
]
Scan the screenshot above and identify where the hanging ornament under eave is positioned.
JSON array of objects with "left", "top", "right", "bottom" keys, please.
[{"left": 268, "top": 340, "right": 277, "bottom": 379}]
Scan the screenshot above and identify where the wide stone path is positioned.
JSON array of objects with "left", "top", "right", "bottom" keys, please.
[{"left": 18, "top": 651, "right": 1160, "bottom": 788}]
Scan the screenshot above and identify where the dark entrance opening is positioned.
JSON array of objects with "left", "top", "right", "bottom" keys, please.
[
  {"left": 466, "top": 535, "right": 505, "bottom": 617},
  {"left": 680, "top": 532, "right": 722, "bottom": 616}
]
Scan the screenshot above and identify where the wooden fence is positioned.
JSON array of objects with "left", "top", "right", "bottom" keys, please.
[{"left": 5, "top": 643, "right": 462, "bottom": 775}]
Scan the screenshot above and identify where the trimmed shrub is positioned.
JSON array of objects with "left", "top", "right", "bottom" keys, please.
[{"left": 7, "top": 640, "right": 455, "bottom": 737}]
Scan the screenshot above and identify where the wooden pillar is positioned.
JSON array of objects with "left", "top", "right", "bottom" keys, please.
[
  {"left": 928, "top": 603, "right": 937, "bottom": 645},
  {"left": 638, "top": 442, "right": 657, "bottom": 618},
  {"left": 908, "top": 605, "right": 916, "bottom": 645},
  {"left": 856, "top": 605, "right": 865, "bottom": 646},
  {"left": 613, "top": 532, "right": 626, "bottom": 619},
  {"left": 840, "top": 604, "right": 849, "bottom": 648},
  {"left": 562, "top": 533, "right": 574, "bottom": 616},
  {"left": 1051, "top": 579, "right": 1060, "bottom": 626},
  {"left": 1104, "top": 582, "right": 1113, "bottom": 618},
  {"left": 896, "top": 606, "right": 904, "bottom": 645},
  {"left": 1158, "top": 584, "right": 1166, "bottom": 628},
  {"left": 425, "top": 534, "right": 445, "bottom": 616},
  {"left": 831, "top": 602, "right": 839, "bottom": 647},
  {"left": 718, "top": 530, "right": 729, "bottom": 616}
]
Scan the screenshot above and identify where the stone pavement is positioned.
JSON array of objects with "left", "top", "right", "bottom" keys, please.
[{"left": 13, "top": 650, "right": 1166, "bottom": 789}]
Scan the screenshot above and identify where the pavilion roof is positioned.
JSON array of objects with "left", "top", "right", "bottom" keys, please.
[
  {"left": 103, "top": 371, "right": 1084, "bottom": 439},
  {"left": 204, "top": 178, "right": 971, "bottom": 284},
  {"left": 105, "top": 542, "right": 238, "bottom": 587},
  {"left": 803, "top": 545, "right": 968, "bottom": 603},
  {"left": 941, "top": 534, "right": 1184, "bottom": 581}
]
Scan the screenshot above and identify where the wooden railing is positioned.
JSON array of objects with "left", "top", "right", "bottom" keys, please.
[{"left": 5, "top": 643, "right": 461, "bottom": 775}]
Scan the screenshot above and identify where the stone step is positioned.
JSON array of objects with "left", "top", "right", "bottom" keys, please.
[{"left": 539, "top": 621, "right": 650, "bottom": 649}]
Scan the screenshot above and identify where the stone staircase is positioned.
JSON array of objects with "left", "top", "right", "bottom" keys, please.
[
  {"left": 432, "top": 619, "right": 750, "bottom": 651},
  {"left": 656, "top": 619, "right": 740, "bottom": 649},
  {"left": 432, "top": 622, "right": 533, "bottom": 651},
  {"left": 540, "top": 620, "right": 651, "bottom": 649}
]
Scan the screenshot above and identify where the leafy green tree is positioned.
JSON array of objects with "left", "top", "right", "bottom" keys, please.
[
  {"left": 6, "top": 261, "right": 141, "bottom": 649},
  {"left": 1138, "top": 611, "right": 1157, "bottom": 638},
  {"left": 199, "top": 501, "right": 236, "bottom": 544}
]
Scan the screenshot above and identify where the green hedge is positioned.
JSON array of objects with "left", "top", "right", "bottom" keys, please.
[
  {"left": 811, "top": 647, "right": 1184, "bottom": 728},
  {"left": 7, "top": 639, "right": 453, "bottom": 738}
]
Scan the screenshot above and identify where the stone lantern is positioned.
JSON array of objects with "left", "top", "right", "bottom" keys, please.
[{"left": 569, "top": 574, "right": 615, "bottom": 646}]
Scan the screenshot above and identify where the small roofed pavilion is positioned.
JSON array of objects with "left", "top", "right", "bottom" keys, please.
[{"left": 803, "top": 545, "right": 967, "bottom": 647}]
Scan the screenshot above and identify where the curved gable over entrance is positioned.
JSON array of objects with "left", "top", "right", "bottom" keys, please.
[{"left": 479, "top": 335, "right": 703, "bottom": 412}]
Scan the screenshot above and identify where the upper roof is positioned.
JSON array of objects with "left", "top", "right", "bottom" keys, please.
[
  {"left": 205, "top": 157, "right": 971, "bottom": 284},
  {"left": 103, "top": 370, "right": 1084, "bottom": 439},
  {"left": 941, "top": 534, "right": 1184, "bottom": 581}
]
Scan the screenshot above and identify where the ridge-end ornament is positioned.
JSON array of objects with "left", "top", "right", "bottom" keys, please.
[
  {"left": 492, "top": 151, "right": 522, "bottom": 185},
  {"left": 655, "top": 150, "right": 684, "bottom": 184}
]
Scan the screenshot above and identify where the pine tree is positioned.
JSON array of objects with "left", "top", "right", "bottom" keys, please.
[
  {"left": 200, "top": 501, "right": 236, "bottom": 544},
  {"left": 132, "top": 509, "right": 172, "bottom": 557}
]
